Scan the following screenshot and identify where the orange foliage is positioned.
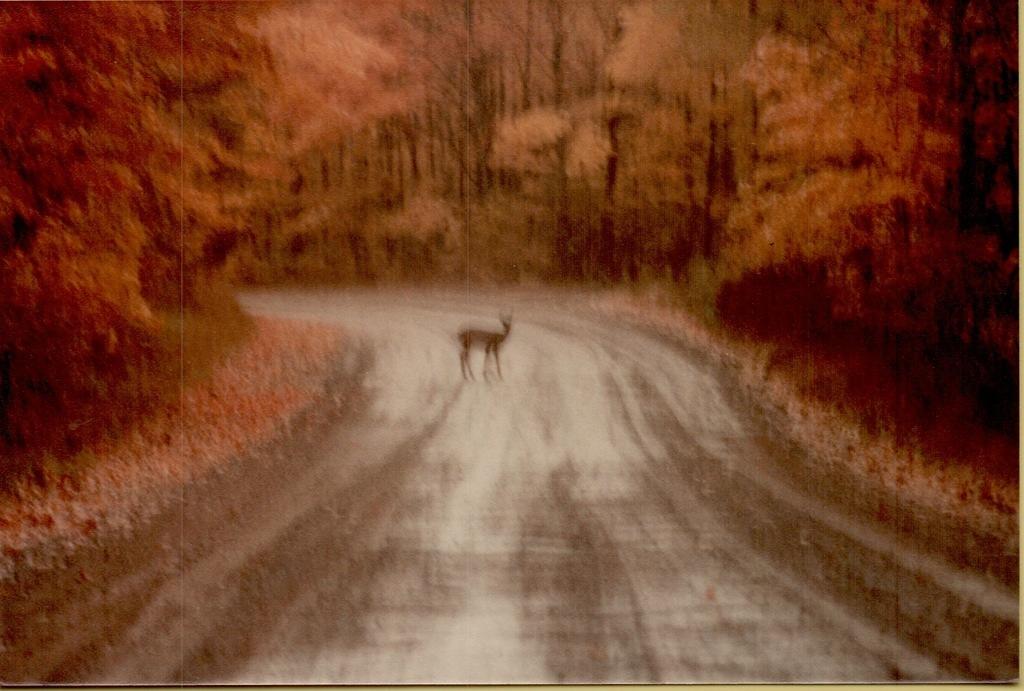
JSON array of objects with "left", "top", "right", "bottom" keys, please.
[
  {"left": 718, "top": 0, "right": 1018, "bottom": 462},
  {"left": 0, "top": 0, "right": 1015, "bottom": 478},
  {"left": 0, "top": 3, "right": 279, "bottom": 461},
  {"left": 255, "top": 0, "right": 428, "bottom": 151}
]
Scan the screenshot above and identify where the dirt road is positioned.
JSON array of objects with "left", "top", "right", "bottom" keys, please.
[{"left": 1, "top": 289, "right": 1016, "bottom": 683}]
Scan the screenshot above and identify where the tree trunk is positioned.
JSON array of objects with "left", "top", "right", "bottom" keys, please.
[
  {"left": 426, "top": 103, "right": 437, "bottom": 179},
  {"left": 600, "top": 115, "right": 621, "bottom": 281},
  {"left": 523, "top": 0, "right": 533, "bottom": 110},
  {"left": 703, "top": 114, "right": 719, "bottom": 258},
  {"left": 337, "top": 139, "right": 346, "bottom": 187},
  {"left": 0, "top": 350, "right": 12, "bottom": 444},
  {"left": 550, "top": 0, "right": 573, "bottom": 277},
  {"left": 463, "top": 0, "right": 474, "bottom": 279},
  {"left": 406, "top": 115, "right": 420, "bottom": 185},
  {"left": 950, "top": 0, "right": 978, "bottom": 234}
]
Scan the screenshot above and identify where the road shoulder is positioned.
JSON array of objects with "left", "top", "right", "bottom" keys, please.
[
  {"left": 589, "top": 290, "right": 1018, "bottom": 588},
  {"left": 0, "top": 317, "right": 347, "bottom": 581}
]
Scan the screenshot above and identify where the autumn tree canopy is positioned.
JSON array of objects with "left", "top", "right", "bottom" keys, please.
[
  {"left": 0, "top": 3, "right": 282, "bottom": 453},
  {"left": 0, "top": 0, "right": 1017, "bottom": 472}
]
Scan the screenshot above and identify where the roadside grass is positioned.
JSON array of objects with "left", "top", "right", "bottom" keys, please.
[
  {"left": 0, "top": 316, "right": 344, "bottom": 571},
  {"left": 1, "top": 284, "right": 252, "bottom": 494},
  {"left": 594, "top": 284, "right": 1017, "bottom": 524},
  {"left": 164, "top": 282, "right": 255, "bottom": 387}
]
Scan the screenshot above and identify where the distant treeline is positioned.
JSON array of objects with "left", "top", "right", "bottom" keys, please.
[
  {"left": 0, "top": 1, "right": 1017, "bottom": 473},
  {"left": 241, "top": 0, "right": 1017, "bottom": 467}
]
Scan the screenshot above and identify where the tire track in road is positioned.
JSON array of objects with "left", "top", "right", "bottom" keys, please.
[
  {"left": 637, "top": 359, "right": 1013, "bottom": 680},
  {"left": 517, "top": 457, "right": 662, "bottom": 683},
  {"left": 552, "top": 308, "right": 1015, "bottom": 678},
  {"left": 3, "top": 290, "right": 1015, "bottom": 684},
  {"left": 600, "top": 368, "right": 940, "bottom": 681},
  {"left": 236, "top": 292, "right": 1007, "bottom": 682},
  {"left": 97, "top": 383, "right": 464, "bottom": 683}
]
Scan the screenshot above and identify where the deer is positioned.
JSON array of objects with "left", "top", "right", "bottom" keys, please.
[{"left": 458, "top": 313, "right": 512, "bottom": 381}]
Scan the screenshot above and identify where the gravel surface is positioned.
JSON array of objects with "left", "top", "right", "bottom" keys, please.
[{"left": 0, "top": 289, "right": 1016, "bottom": 683}]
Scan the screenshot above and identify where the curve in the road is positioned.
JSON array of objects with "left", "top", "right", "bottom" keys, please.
[{"left": 1, "top": 290, "right": 1016, "bottom": 684}]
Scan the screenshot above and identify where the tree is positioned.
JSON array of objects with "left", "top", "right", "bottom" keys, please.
[
  {"left": 719, "top": 0, "right": 1017, "bottom": 440},
  {"left": 0, "top": 2, "right": 280, "bottom": 456}
]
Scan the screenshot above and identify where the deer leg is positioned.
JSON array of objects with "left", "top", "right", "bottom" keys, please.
[
  {"left": 494, "top": 347, "right": 502, "bottom": 380},
  {"left": 460, "top": 347, "right": 474, "bottom": 381},
  {"left": 483, "top": 344, "right": 494, "bottom": 382}
]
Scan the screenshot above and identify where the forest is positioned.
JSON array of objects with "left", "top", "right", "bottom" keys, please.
[{"left": 0, "top": 0, "right": 1018, "bottom": 477}]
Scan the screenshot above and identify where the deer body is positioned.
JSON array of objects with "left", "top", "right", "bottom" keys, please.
[{"left": 458, "top": 314, "right": 512, "bottom": 381}]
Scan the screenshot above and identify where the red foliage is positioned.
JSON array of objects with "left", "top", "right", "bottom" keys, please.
[
  {"left": 0, "top": 3, "right": 277, "bottom": 461},
  {"left": 718, "top": 0, "right": 1017, "bottom": 470}
]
